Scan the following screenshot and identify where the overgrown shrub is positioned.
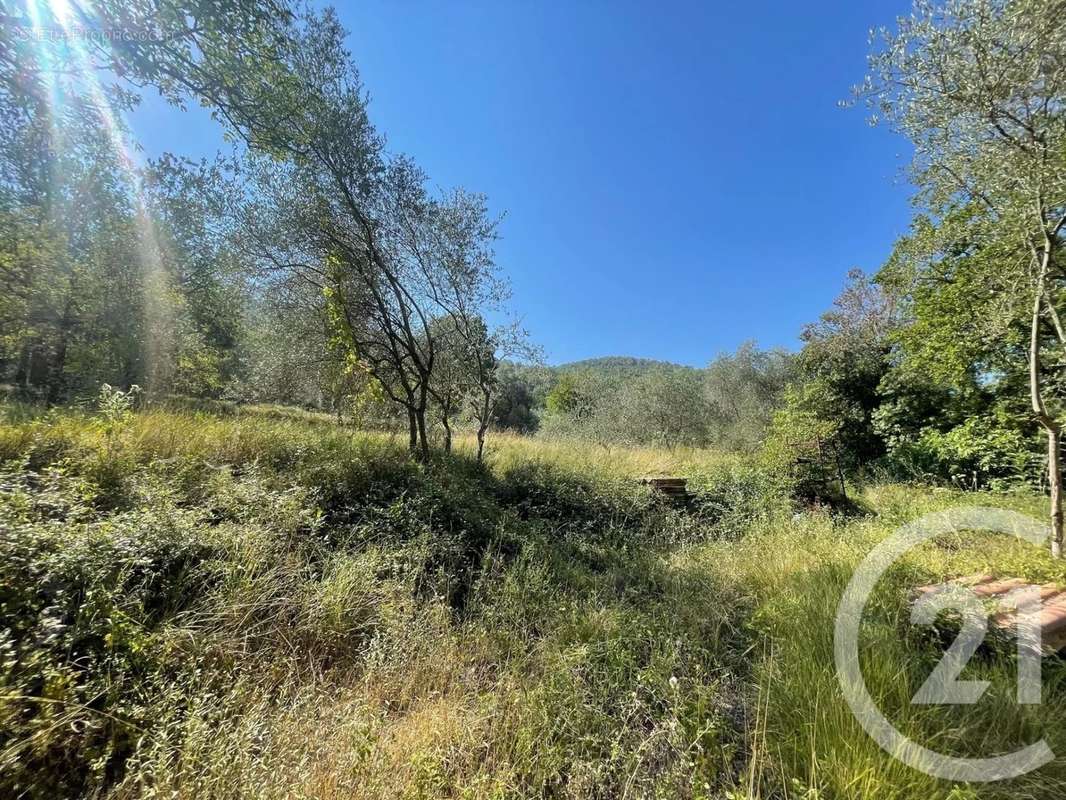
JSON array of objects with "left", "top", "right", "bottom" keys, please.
[{"left": 882, "top": 415, "right": 1042, "bottom": 490}]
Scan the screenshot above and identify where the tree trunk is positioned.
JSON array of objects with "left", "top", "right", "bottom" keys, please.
[
  {"left": 46, "top": 321, "right": 72, "bottom": 405},
  {"left": 1029, "top": 271, "right": 1063, "bottom": 557},
  {"left": 1049, "top": 428, "right": 1063, "bottom": 558},
  {"left": 475, "top": 388, "right": 491, "bottom": 463},
  {"left": 415, "top": 409, "right": 429, "bottom": 460},
  {"left": 45, "top": 287, "right": 77, "bottom": 405},
  {"left": 407, "top": 408, "right": 418, "bottom": 453},
  {"left": 414, "top": 384, "right": 430, "bottom": 460},
  {"left": 441, "top": 413, "right": 452, "bottom": 453},
  {"left": 15, "top": 343, "right": 31, "bottom": 390}
]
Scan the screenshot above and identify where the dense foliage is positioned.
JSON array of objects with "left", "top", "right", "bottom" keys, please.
[{"left": 764, "top": 0, "right": 1066, "bottom": 511}]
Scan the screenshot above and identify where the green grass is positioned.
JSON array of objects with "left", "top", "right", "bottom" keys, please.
[
  {"left": 699, "top": 489, "right": 1066, "bottom": 800},
  {"left": 2, "top": 404, "right": 1065, "bottom": 799}
]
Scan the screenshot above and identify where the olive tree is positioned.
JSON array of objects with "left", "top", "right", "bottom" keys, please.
[
  {"left": 704, "top": 341, "right": 795, "bottom": 451},
  {"left": 224, "top": 12, "right": 511, "bottom": 459},
  {"left": 2, "top": 0, "right": 295, "bottom": 142},
  {"left": 614, "top": 367, "right": 711, "bottom": 448},
  {"left": 861, "top": 0, "right": 1066, "bottom": 554},
  {"left": 429, "top": 316, "right": 536, "bottom": 460}
]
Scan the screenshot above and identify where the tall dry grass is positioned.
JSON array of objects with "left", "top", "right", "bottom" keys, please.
[{"left": 3, "top": 404, "right": 1066, "bottom": 799}]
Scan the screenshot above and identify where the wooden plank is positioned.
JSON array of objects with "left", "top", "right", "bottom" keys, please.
[
  {"left": 915, "top": 574, "right": 1066, "bottom": 654},
  {"left": 916, "top": 574, "right": 1027, "bottom": 597},
  {"left": 970, "top": 577, "right": 1029, "bottom": 597},
  {"left": 639, "top": 476, "right": 689, "bottom": 500},
  {"left": 1036, "top": 595, "right": 1066, "bottom": 635},
  {"left": 991, "top": 585, "right": 1066, "bottom": 626}
]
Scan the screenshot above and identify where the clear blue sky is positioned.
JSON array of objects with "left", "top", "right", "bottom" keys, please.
[{"left": 129, "top": 0, "right": 914, "bottom": 367}]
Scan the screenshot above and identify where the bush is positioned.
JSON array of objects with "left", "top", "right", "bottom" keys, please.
[
  {"left": 885, "top": 415, "right": 1042, "bottom": 490},
  {"left": 687, "top": 463, "right": 785, "bottom": 539},
  {"left": 0, "top": 465, "right": 226, "bottom": 796},
  {"left": 761, "top": 400, "right": 850, "bottom": 505}
]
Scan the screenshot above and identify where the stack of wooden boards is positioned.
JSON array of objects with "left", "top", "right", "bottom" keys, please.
[
  {"left": 915, "top": 574, "right": 1066, "bottom": 653},
  {"left": 640, "top": 476, "right": 688, "bottom": 501}
]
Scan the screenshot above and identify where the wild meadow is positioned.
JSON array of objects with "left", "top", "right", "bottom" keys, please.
[
  {"left": 4, "top": 0, "right": 1066, "bottom": 797},
  {"left": 3, "top": 401, "right": 1065, "bottom": 800}
]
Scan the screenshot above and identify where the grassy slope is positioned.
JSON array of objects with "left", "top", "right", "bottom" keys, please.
[{"left": 1, "top": 404, "right": 1065, "bottom": 799}]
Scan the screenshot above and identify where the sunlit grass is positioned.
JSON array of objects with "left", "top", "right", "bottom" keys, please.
[{"left": 691, "top": 487, "right": 1066, "bottom": 800}]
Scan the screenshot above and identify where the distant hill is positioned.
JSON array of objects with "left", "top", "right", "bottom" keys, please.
[
  {"left": 497, "top": 356, "right": 701, "bottom": 411},
  {"left": 494, "top": 357, "right": 699, "bottom": 428},
  {"left": 554, "top": 356, "right": 698, "bottom": 379}
]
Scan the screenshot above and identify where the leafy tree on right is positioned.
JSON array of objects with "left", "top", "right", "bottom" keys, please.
[{"left": 858, "top": 0, "right": 1066, "bottom": 555}]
